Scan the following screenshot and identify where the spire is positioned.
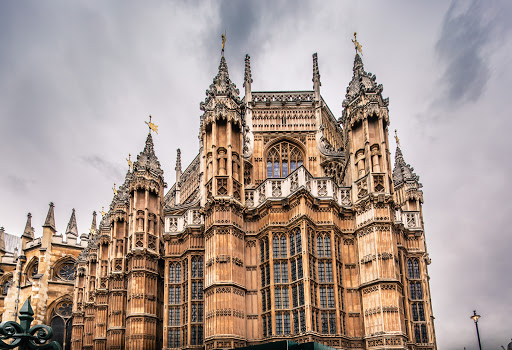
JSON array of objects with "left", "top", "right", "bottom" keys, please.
[
  {"left": 393, "top": 144, "right": 422, "bottom": 190},
  {"left": 65, "top": 208, "right": 78, "bottom": 237},
  {"left": 344, "top": 53, "right": 384, "bottom": 104},
  {"left": 133, "top": 133, "right": 164, "bottom": 178},
  {"left": 22, "top": 213, "right": 34, "bottom": 239},
  {"left": 313, "top": 53, "right": 321, "bottom": 100},
  {"left": 200, "top": 56, "right": 241, "bottom": 112},
  {"left": 43, "top": 202, "right": 56, "bottom": 231},
  {"left": 0, "top": 227, "right": 5, "bottom": 252}
]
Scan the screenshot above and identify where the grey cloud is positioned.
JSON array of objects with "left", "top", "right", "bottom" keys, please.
[
  {"left": 435, "top": 0, "right": 493, "bottom": 105},
  {"left": 80, "top": 155, "right": 123, "bottom": 181},
  {"left": 3, "top": 175, "right": 35, "bottom": 194}
]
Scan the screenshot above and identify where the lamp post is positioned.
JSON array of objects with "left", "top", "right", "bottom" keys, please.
[
  {"left": 13, "top": 254, "right": 27, "bottom": 322},
  {"left": 470, "top": 310, "right": 482, "bottom": 350}
]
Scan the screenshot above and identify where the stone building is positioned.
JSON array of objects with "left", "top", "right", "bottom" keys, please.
[
  {"left": 0, "top": 206, "right": 90, "bottom": 350},
  {"left": 69, "top": 49, "right": 437, "bottom": 350}
]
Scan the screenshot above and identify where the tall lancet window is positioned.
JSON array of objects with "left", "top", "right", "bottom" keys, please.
[{"left": 266, "top": 141, "right": 304, "bottom": 178}]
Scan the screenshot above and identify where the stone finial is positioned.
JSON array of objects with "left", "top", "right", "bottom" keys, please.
[
  {"left": 65, "top": 208, "right": 78, "bottom": 237},
  {"left": 22, "top": 213, "right": 34, "bottom": 239},
  {"left": 91, "top": 211, "right": 97, "bottom": 232},
  {"left": 0, "top": 227, "right": 5, "bottom": 252},
  {"left": 42, "top": 202, "right": 56, "bottom": 231},
  {"left": 175, "top": 149, "right": 182, "bottom": 177},
  {"left": 313, "top": 52, "right": 321, "bottom": 85},
  {"left": 244, "top": 54, "right": 253, "bottom": 85}
]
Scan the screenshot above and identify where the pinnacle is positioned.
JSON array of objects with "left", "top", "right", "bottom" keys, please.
[
  {"left": 313, "top": 53, "right": 321, "bottom": 83},
  {"left": 65, "top": 208, "right": 78, "bottom": 237},
  {"left": 244, "top": 54, "right": 253, "bottom": 85},
  {"left": 201, "top": 54, "right": 241, "bottom": 110},
  {"left": 43, "top": 202, "right": 56, "bottom": 231},
  {"left": 393, "top": 144, "right": 421, "bottom": 189},
  {"left": 133, "top": 132, "right": 163, "bottom": 178},
  {"left": 23, "top": 212, "right": 34, "bottom": 238},
  {"left": 91, "top": 211, "right": 97, "bottom": 232}
]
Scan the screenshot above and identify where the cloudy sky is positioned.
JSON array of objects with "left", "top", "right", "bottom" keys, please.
[{"left": 0, "top": 1, "right": 511, "bottom": 348}]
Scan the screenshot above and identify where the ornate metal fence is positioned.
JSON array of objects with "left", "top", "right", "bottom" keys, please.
[{"left": 0, "top": 299, "right": 61, "bottom": 350}]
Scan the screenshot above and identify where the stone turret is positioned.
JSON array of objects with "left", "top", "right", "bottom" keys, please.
[{"left": 200, "top": 54, "right": 247, "bottom": 349}]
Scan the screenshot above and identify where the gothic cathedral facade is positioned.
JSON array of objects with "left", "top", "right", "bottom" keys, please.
[{"left": 67, "top": 52, "right": 436, "bottom": 350}]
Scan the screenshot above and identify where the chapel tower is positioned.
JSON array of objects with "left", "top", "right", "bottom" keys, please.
[{"left": 199, "top": 55, "right": 248, "bottom": 349}]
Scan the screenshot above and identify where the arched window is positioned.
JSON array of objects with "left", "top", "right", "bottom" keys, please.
[
  {"left": 266, "top": 142, "right": 304, "bottom": 178},
  {"left": 50, "top": 299, "right": 73, "bottom": 350},
  {"left": 54, "top": 258, "right": 76, "bottom": 281}
]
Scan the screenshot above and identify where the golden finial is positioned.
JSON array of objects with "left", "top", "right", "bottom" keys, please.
[
  {"left": 221, "top": 33, "right": 226, "bottom": 55},
  {"left": 101, "top": 206, "right": 105, "bottom": 216},
  {"left": 352, "top": 32, "right": 363, "bottom": 55},
  {"left": 145, "top": 115, "right": 159, "bottom": 134},
  {"left": 126, "top": 153, "right": 133, "bottom": 170},
  {"left": 113, "top": 183, "right": 117, "bottom": 195},
  {"left": 89, "top": 228, "right": 96, "bottom": 235},
  {"left": 394, "top": 129, "right": 400, "bottom": 147}
]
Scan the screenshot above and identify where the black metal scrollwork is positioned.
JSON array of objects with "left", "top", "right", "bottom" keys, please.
[{"left": 0, "top": 299, "right": 61, "bottom": 350}]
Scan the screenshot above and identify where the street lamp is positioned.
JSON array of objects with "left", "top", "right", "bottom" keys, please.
[
  {"left": 470, "top": 310, "right": 482, "bottom": 350},
  {"left": 13, "top": 254, "right": 27, "bottom": 322}
]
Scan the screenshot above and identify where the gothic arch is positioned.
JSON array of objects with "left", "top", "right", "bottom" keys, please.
[
  {"left": 0, "top": 272, "right": 13, "bottom": 296},
  {"left": 264, "top": 139, "right": 305, "bottom": 178},
  {"left": 52, "top": 255, "right": 77, "bottom": 282},
  {"left": 46, "top": 294, "right": 73, "bottom": 350},
  {"left": 24, "top": 257, "right": 39, "bottom": 283}
]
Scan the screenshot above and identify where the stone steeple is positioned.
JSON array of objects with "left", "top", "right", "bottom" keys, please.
[
  {"left": 22, "top": 213, "right": 34, "bottom": 240},
  {"left": 200, "top": 55, "right": 242, "bottom": 113},
  {"left": 42, "top": 202, "right": 56, "bottom": 232},
  {"left": 313, "top": 52, "right": 321, "bottom": 100},
  {"left": 65, "top": 208, "right": 79, "bottom": 238},
  {"left": 393, "top": 145, "right": 422, "bottom": 190}
]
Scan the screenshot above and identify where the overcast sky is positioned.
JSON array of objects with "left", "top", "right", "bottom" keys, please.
[{"left": 0, "top": 1, "right": 511, "bottom": 348}]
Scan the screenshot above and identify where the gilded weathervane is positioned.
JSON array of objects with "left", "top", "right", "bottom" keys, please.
[
  {"left": 126, "top": 153, "right": 133, "bottom": 170},
  {"left": 221, "top": 33, "right": 226, "bottom": 55},
  {"left": 145, "top": 115, "right": 159, "bottom": 134},
  {"left": 113, "top": 183, "right": 117, "bottom": 196},
  {"left": 352, "top": 32, "right": 363, "bottom": 55}
]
